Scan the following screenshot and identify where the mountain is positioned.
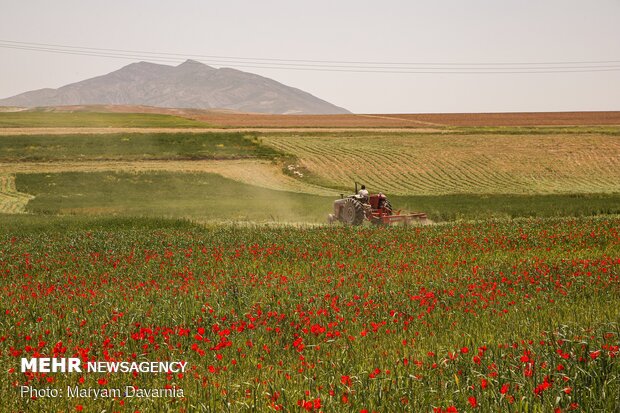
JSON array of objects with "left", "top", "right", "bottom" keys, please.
[{"left": 0, "top": 60, "right": 349, "bottom": 114}]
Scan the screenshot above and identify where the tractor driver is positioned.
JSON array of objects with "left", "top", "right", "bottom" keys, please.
[{"left": 358, "top": 185, "right": 369, "bottom": 202}]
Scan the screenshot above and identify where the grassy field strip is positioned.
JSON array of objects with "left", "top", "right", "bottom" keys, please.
[
  {"left": 14, "top": 169, "right": 620, "bottom": 221},
  {"left": 16, "top": 171, "right": 334, "bottom": 222},
  {"left": 0, "top": 132, "right": 282, "bottom": 162},
  {"left": 0, "top": 111, "right": 211, "bottom": 128},
  {"left": 0, "top": 160, "right": 339, "bottom": 196},
  {"left": 0, "top": 127, "right": 218, "bottom": 135},
  {"left": 263, "top": 134, "right": 620, "bottom": 195},
  {"left": 0, "top": 173, "right": 33, "bottom": 213},
  {"left": 0, "top": 127, "right": 446, "bottom": 135}
]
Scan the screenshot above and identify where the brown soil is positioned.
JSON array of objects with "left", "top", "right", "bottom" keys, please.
[
  {"left": 23, "top": 105, "right": 620, "bottom": 128},
  {"left": 191, "top": 111, "right": 620, "bottom": 127},
  {"left": 377, "top": 112, "right": 620, "bottom": 127}
]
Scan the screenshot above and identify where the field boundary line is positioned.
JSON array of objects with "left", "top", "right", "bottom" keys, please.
[{"left": 354, "top": 114, "right": 446, "bottom": 127}]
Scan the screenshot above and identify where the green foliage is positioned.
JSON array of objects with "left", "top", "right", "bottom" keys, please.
[
  {"left": 0, "top": 214, "right": 198, "bottom": 234},
  {"left": 14, "top": 171, "right": 620, "bottom": 223},
  {"left": 0, "top": 132, "right": 282, "bottom": 161},
  {"left": 16, "top": 171, "right": 332, "bottom": 223},
  {"left": 392, "top": 193, "right": 620, "bottom": 221},
  {"left": 1, "top": 217, "right": 618, "bottom": 412},
  {"left": 0, "top": 111, "right": 209, "bottom": 128},
  {"left": 2, "top": 114, "right": 618, "bottom": 411}
]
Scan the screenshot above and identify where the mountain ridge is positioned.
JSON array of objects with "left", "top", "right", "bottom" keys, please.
[{"left": 0, "top": 60, "right": 349, "bottom": 114}]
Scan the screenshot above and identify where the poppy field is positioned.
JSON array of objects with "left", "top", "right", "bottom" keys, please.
[{"left": 1, "top": 216, "right": 618, "bottom": 412}]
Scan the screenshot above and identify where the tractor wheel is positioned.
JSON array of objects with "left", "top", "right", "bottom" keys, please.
[{"left": 340, "top": 198, "right": 365, "bottom": 226}]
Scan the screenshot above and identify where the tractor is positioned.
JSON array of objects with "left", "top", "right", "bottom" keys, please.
[{"left": 328, "top": 183, "right": 428, "bottom": 226}]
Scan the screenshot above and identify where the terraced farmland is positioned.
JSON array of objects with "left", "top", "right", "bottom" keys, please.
[
  {"left": 1, "top": 111, "right": 619, "bottom": 221},
  {"left": 263, "top": 133, "right": 620, "bottom": 195}
]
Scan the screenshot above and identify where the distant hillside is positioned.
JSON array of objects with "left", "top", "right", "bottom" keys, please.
[{"left": 0, "top": 60, "right": 349, "bottom": 115}]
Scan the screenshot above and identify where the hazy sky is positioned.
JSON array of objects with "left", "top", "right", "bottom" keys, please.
[{"left": 1, "top": 0, "right": 619, "bottom": 113}]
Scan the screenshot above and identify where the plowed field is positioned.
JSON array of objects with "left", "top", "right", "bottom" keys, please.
[
  {"left": 12, "top": 106, "right": 619, "bottom": 128},
  {"left": 182, "top": 111, "right": 620, "bottom": 128},
  {"left": 263, "top": 133, "right": 620, "bottom": 195}
]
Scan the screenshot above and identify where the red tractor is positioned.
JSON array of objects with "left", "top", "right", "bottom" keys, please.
[{"left": 328, "top": 183, "right": 427, "bottom": 226}]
